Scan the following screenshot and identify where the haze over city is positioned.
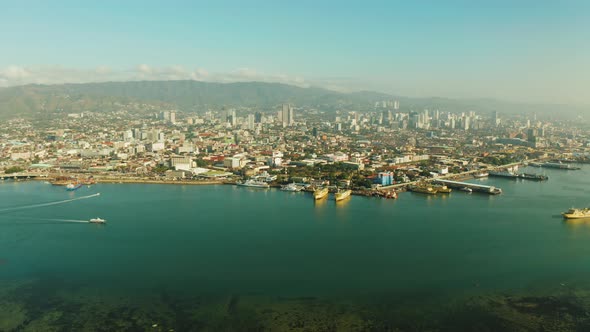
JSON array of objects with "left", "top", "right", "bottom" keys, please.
[{"left": 1, "top": 0, "right": 589, "bottom": 105}]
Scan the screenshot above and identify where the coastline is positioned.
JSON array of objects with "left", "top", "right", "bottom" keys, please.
[{"left": 95, "top": 178, "right": 224, "bottom": 185}]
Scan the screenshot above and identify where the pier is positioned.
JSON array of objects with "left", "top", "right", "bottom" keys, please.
[
  {"left": 433, "top": 179, "right": 502, "bottom": 195},
  {"left": 0, "top": 173, "right": 43, "bottom": 180}
]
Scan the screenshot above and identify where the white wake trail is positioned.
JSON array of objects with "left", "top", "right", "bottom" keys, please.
[
  {"left": 0, "top": 193, "right": 100, "bottom": 213},
  {"left": 40, "top": 218, "right": 89, "bottom": 223}
]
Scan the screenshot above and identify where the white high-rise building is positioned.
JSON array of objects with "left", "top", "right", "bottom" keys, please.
[
  {"left": 281, "top": 104, "right": 294, "bottom": 127},
  {"left": 247, "top": 114, "right": 255, "bottom": 130}
]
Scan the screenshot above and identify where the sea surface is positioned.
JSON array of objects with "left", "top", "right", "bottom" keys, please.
[{"left": 1, "top": 166, "right": 590, "bottom": 331}]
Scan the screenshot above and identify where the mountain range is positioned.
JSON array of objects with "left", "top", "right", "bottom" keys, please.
[{"left": 0, "top": 80, "right": 585, "bottom": 118}]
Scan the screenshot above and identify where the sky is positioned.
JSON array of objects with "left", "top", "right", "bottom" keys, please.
[{"left": 0, "top": 0, "right": 588, "bottom": 105}]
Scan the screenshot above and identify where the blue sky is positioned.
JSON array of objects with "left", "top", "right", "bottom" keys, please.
[{"left": 0, "top": 0, "right": 588, "bottom": 105}]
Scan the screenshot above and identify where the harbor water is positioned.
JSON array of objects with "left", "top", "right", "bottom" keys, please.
[{"left": 1, "top": 165, "right": 590, "bottom": 330}]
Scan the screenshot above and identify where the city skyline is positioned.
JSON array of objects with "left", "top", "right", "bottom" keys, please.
[{"left": 0, "top": 1, "right": 589, "bottom": 106}]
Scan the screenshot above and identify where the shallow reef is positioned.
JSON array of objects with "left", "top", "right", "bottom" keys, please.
[{"left": 2, "top": 279, "right": 590, "bottom": 331}]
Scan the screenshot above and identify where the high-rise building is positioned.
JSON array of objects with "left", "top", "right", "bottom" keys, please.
[
  {"left": 493, "top": 111, "right": 500, "bottom": 126},
  {"left": 393, "top": 100, "right": 400, "bottom": 110},
  {"left": 226, "top": 109, "right": 236, "bottom": 127},
  {"left": 247, "top": 114, "right": 255, "bottom": 130},
  {"left": 281, "top": 104, "right": 294, "bottom": 127},
  {"left": 169, "top": 111, "right": 176, "bottom": 124},
  {"left": 254, "top": 112, "right": 262, "bottom": 123}
]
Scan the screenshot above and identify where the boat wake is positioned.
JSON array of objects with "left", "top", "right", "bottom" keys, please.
[
  {"left": 41, "top": 218, "right": 90, "bottom": 223},
  {"left": 2, "top": 216, "right": 90, "bottom": 224},
  {"left": 0, "top": 193, "right": 100, "bottom": 214}
]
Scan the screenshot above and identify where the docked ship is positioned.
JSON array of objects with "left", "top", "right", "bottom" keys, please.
[
  {"left": 488, "top": 170, "right": 518, "bottom": 179},
  {"left": 519, "top": 173, "right": 549, "bottom": 181},
  {"left": 335, "top": 189, "right": 352, "bottom": 201},
  {"left": 236, "top": 179, "right": 270, "bottom": 188},
  {"left": 313, "top": 187, "right": 329, "bottom": 200},
  {"left": 280, "top": 183, "right": 302, "bottom": 192},
  {"left": 473, "top": 171, "right": 489, "bottom": 178},
  {"left": 562, "top": 208, "right": 590, "bottom": 219},
  {"left": 408, "top": 185, "right": 437, "bottom": 195},
  {"left": 541, "top": 162, "right": 581, "bottom": 170},
  {"left": 89, "top": 217, "right": 106, "bottom": 224},
  {"left": 433, "top": 185, "right": 452, "bottom": 193}
]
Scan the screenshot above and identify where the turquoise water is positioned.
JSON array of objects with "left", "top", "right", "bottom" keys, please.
[{"left": 1, "top": 166, "right": 590, "bottom": 330}]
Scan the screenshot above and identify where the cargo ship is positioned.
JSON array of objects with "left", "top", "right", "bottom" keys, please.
[
  {"left": 489, "top": 170, "right": 548, "bottom": 181},
  {"left": 335, "top": 189, "right": 352, "bottom": 201},
  {"left": 489, "top": 170, "right": 518, "bottom": 179},
  {"left": 519, "top": 173, "right": 549, "bottom": 181},
  {"left": 313, "top": 187, "right": 329, "bottom": 200},
  {"left": 562, "top": 208, "right": 590, "bottom": 219}
]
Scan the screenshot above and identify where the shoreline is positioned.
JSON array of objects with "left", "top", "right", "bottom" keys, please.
[{"left": 95, "top": 179, "right": 225, "bottom": 185}]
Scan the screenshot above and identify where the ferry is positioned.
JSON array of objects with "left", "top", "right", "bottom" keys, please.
[
  {"left": 89, "top": 217, "right": 106, "bottom": 224},
  {"left": 236, "top": 179, "right": 270, "bottom": 188},
  {"left": 335, "top": 189, "right": 352, "bottom": 201},
  {"left": 473, "top": 171, "right": 489, "bottom": 178},
  {"left": 313, "top": 187, "right": 329, "bottom": 200},
  {"left": 459, "top": 187, "right": 473, "bottom": 193},
  {"left": 562, "top": 208, "right": 590, "bottom": 219}
]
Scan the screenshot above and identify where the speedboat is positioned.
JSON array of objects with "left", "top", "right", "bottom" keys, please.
[
  {"left": 89, "top": 217, "right": 106, "bottom": 224},
  {"left": 66, "top": 183, "right": 82, "bottom": 191}
]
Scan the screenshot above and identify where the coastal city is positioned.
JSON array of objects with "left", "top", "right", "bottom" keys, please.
[
  {"left": 1, "top": 101, "right": 589, "bottom": 201},
  {"left": 4, "top": 2, "right": 590, "bottom": 331}
]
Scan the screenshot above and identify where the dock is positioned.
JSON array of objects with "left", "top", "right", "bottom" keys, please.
[{"left": 433, "top": 179, "right": 502, "bottom": 195}]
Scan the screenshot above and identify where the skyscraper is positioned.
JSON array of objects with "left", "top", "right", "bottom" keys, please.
[
  {"left": 247, "top": 114, "right": 255, "bottom": 130},
  {"left": 226, "top": 109, "right": 236, "bottom": 127},
  {"left": 281, "top": 104, "right": 294, "bottom": 127},
  {"left": 493, "top": 111, "right": 500, "bottom": 126}
]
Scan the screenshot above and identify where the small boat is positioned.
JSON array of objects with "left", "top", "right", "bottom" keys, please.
[
  {"left": 459, "top": 187, "right": 473, "bottom": 193},
  {"left": 281, "top": 183, "right": 302, "bottom": 192},
  {"left": 89, "top": 217, "right": 106, "bottom": 224},
  {"left": 66, "top": 183, "right": 82, "bottom": 191}
]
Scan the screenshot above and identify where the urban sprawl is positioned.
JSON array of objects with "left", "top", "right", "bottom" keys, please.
[{"left": 2, "top": 101, "right": 589, "bottom": 197}]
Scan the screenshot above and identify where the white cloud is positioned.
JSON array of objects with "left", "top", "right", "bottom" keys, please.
[{"left": 0, "top": 64, "right": 359, "bottom": 93}]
